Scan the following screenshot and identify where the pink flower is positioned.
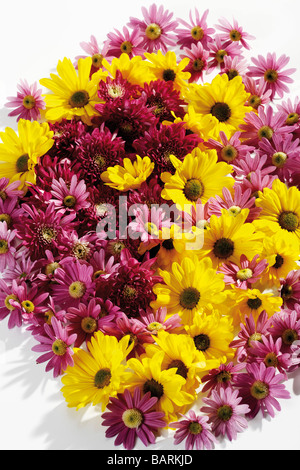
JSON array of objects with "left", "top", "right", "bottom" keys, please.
[
  {"left": 280, "top": 270, "right": 300, "bottom": 309},
  {"left": 139, "top": 306, "right": 183, "bottom": 335},
  {"left": 0, "top": 178, "right": 24, "bottom": 200},
  {"left": 233, "top": 362, "right": 290, "bottom": 419},
  {"left": 65, "top": 298, "right": 101, "bottom": 347},
  {"left": 2, "top": 252, "right": 38, "bottom": 286},
  {"left": 176, "top": 8, "right": 215, "bottom": 50},
  {"left": 127, "top": 3, "right": 179, "bottom": 53},
  {"left": 222, "top": 55, "right": 248, "bottom": 80},
  {"left": 0, "top": 196, "right": 24, "bottom": 230},
  {"left": 74, "top": 35, "right": 112, "bottom": 75},
  {"left": 277, "top": 96, "right": 300, "bottom": 138},
  {"left": 90, "top": 248, "right": 120, "bottom": 281},
  {"left": 232, "top": 151, "right": 275, "bottom": 180},
  {"left": 8, "top": 280, "right": 49, "bottom": 324},
  {"left": 0, "top": 221, "right": 17, "bottom": 271},
  {"left": 50, "top": 174, "right": 90, "bottom": 213},
  {"left": 215, "top": 17, "right": 255, "bottom": 50},
  {"left": 180, "top": 43, "right": 209, "bottom": 83},
  {"left": 205, "top": 131, "right": 254, "bottom": 165},
  {"left": 218, "top": 254, "right": 268, "bottom": 289},
  {"left": 268, "top": 309, "right": 300, "bottom": 371},
  {"left": 243, "top": 76, "right": 272, "bottom": 110},
  {"left": 106, "top": 26, "right": 145, "bottom": 58},
  {"left": 101, "top": 387, "right": 165, "bottom": 450},
  {"left": 201, "top": 362, "right": 246, "bottom": 395},
  {"left": 171, "top": 410, "right": 216, "bottom": 450},
  {"left": 0, "top": 279, "right": 24, "bottom": 328},
  {"left": 127, "top": 203, "right": 171, "bottom": 246},
  {"left": 247, "top": 53, "right": 296, "bottom": 100},
  {"left": 207, "top": 36, "right": 243, "bottom": 72},
  {"left": 5, "top": 79, "right": 45, "bottom": 121},
  {"left": 201, "top": 387, "right": 250, "bottom": 441},
  {"left": 207, "top": 185, "right": 261, "bottom": 222},
  {"left": 247, "top": 335, "right": 292, "bottom": 376},
  {"left": 32, "top": 317, "right": 76, "bottom": 377}
]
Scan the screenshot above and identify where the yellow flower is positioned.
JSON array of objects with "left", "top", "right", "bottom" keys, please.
[
  {"left": 200, "top": 209, "right": 263, "bottom": 268},
  {"left": 101, "top": 155, "right": 154, "bottom": 191},
  {"left": 40, "top": 57, "right": 108, "bottom": 125},
  {"left": 0, "top": 119, "right": 54, "bottom": 190},
  {"left": 151, "top": 255, "right": 227, "bottom": 325},
  {"left": 126, "top": 351, "right": 194, "bottom": 423},
  {"left": 254, "top": 178, "right": 300, "bottom": 246},
  {"left": 227, "top": 286, "right": 283, "bottom": 326},
  {"left": 102, "top": 53, "right": 152, "bottom": 87},
  {"left": 183, "top": 74, "right": 251, "bottom": 140},
  {"left": 60, "top": 331, "right": 133, "bottom": 411},
  {"left": 162, "top": 105, "right": 209, "bottom": 143},
  {"left": 144, "top": 50, "right": 190, "bottom": 94},
  {"left": 161, "top": 148, "right": 234, "bottom": 211}
]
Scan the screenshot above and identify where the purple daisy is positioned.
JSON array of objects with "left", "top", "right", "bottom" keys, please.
[
  {"left": 101, "top": 386, "right": 165, "bottom": 450},
  {"left": 176, "top": 8, "right": 215, "bottom": 50},
  {"left": 268, "top": 309, "right": 300, "bottom": 361},
  {"left": 50, "top": 174, "right": 90, "bottom": 213},
  {"left": 233, "top": 362, "right": 290, "bottom": 419},
  {"left": 218, "top": 254, "right": 268, "bottom": 290},
  {"left": 0, "top": 177, "right": 24, "bottom": 201},
  {"left": 180, "top": 43, "right": 209, "bottom": 83},
  {"left": 201, "top": 387, "right": 250, "bottom": 441},
  {"left": 243, "top": 76, "right": 272, "bottom": 110},
  {"left": 0, "top": 221, "right": 17, "bottom": 271},
  {"left": 247, "top": 334, "right": 292, "bottom": 376},
  {"left": 280, "top": 270, "right": 300, "bottom": 309},
  {"left": 106, "top": 26, "right": 145, "bottom": 59},
  {"left": 74, "top": 34, "right": 112, "bottom": 76},
  {"left": 207, "top": 36, "right": 243, "bottom": 72},
  {"left": 207, "top": 185, "right": 262, "bottom": 222},
  {"left": 171, "top": 410, "right": 216, "bottom": 450},
  {"left": 0, "top": 279, "right": 24, "bottom": 328},
  {"left": 65, "top": 298, "right": 101, "bottom": 348},
  {"left": 201, "top": 362, "right": 246, "bottom": 395},
  {"left": 139, "top": 306, "right": 183, "bottom": 336},
  {"left": 32, "top": 316, "right": 76, "bottom": 377},
  {"left": 205, "top": 131, "right": 254, "bottom": 165},
  {"left": 277, "top": 96, "right": 300, "bottom": 139},
  {"left": 7, "top": 280, "right": 49, "bottom": 324},
  {"left": 5, "top": 79, "right": 45, "bottom": 121},
  {"left": 0, "top": 196, "right": 24, "bottom": 230}
]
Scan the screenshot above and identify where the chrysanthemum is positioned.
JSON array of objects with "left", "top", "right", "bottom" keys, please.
[
  {"left": 207, "top": 36, "right": 243, "bottom": 72},
  {"left": 247, "top": 53, "right": 296, "bottom": 100},
  {"left": 0, "top": 177, "right": 24, "bottom": 201},
  {"left": 200, "top": 209, "right": 263, "bottom": 269},
  {"left": 144, "top": 50, "right": 190, "bottom": 94},
  {"left": 222, "top": 55, "right": 248, "bottom": 81},
  {"left": 65, "top": 299, "right": 101, "bottom": 348},
  {"left": 106, "top": 26, "right": 144, "bottom": 59},
  {"left": 218, "top": 254, "right": 268, "bottom": 290},
  {"left": 127, "top": 3, "right": 179, "bottom": 53},
  {"left": 47, "top": 118, "right": 87, "bottom": 161},
  {"left": 268, "top": 309, "right": 300, "bottom": 358},
  {"left": 126, "top": 351, "right": 194, "bottom": 423},
  {"left": 0, "top": 196, "right": 24, "bottom": 231},
  {"left": 50, "top": 174, "right": 90, "bottom": 213},
  {"left": 161, "top": 148, "right": 234, "bottom": 211},
  {"left": 151, "top": 255, "right": 227, "bottom": 325},
  {"left": 40, "top": 57, "right": 108, "bottom": 125},
  {"left": 176, "top": 8, "right": 215, "bottom": 50},
  {"left": 171, "top": 410, "right": 216, "bottom": 451},
  {"left": 201, "top": 387, "right": 250, "bottom": 441},
  {"left": 243, "top": 76, "right": 272, "bottom": 110},
  {"left": 254, "top": 177, "right": 300, "bottom": 244},
  {"left": 101, "top": 387, "right": 165, "bottom": 450},
  {"left": 247, "top": 335, "right": 292, "bottom": 375},
  {"left": 143, "top": 79, "right": 187, "bottom": 123},
  {"left": 0, "top": 279, "right": 24, "bottom": 328},
  {"left": 184, "top": 73, "right": 251, "bottom": 140},
  {"left": 205, "top": 130, "right": 254, "bottom": 165},
  {"left": 0, "top": 119, "right": 54, "bottom": 190},
  {"left": 280, "top": 270, "right": 300, "bottom": 309},
  {"left": 101, "top": 155, "right": 154, "bottom": 192},
  {"left": 180, "top": 43, "right": 209, "bottom": 83},
  {"left": 3, "top": 251, "right": 38, "bottom": 286},
  {"left": 233, "top": 362, "right": 290, "bottom": 419},
  {"left": 277, "top": 96, "right": 300, "bottom": 138},
  {"left": 215, "top": 17, "right": 255, "bottom": 50},
  {"left": 232, "top": 151, "right": 275, "bottom": 181},
  {"left": 90, "top": 248, "right": 120, "bottom": 282},
  {"left": 127, "top": 203, "right": 171, "bottom": 246},
  {"left": 61, "top": 330, "right": 133, "bottom": 410},
  {"left": 0, "top": 221, "right": 17, "bottom": 271},
  {"left": 227, "top": 286, "right": 283, "bottom": 326},
  {"left": 32, "top": 317, "right": 76, "bottom": 378},
  {"left": 74, "top": 35, "right": 111, "bottom": 75},
  {"left": 207, "top": 185, "right": 261, "bottom": 222},
  {"left": 201, "top": 362, "right": 246, "bottom": 395},
  {"left": 139, "top": 306, "right": 183, "bottom": 336},
  {"left": 5, "top": 79, "right": 45, "bottom": 122},
  {"left": 7, "top": 279, "right": 49, "bottom": 324}
]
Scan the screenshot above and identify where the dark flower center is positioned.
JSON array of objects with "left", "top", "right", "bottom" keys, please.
[
  {"left": 210, "top": 102, "right": 232, "bottom": 122},
  {"left": 250, "top": 380, "right": 269, "bottom": 400},
  {"left": 264, "top": 69, "right": 278, "bottom": 83},
  {"left": 258, "top": 125, "right": 274, "bottom": 140},
  {"left": 286, "top": 112, "right": 299, "bottom": 125},
  {"left": 272, "top": 254, "right": 284, "bottom": 269},
  {"left": 217, "top": 370, "right": 232, "bottom": 383},
  {"left": 69, "top": 90, "right": 90, "bottom": 108},
  {"left": 162, "top": 238, "right": 174, "bottom": 250},
  {"left": 179, "top": 287, "right": 201, "bottom": 310},
  {"left": 188, "top": 421, "right": 203, "bottom": 435},
  {"left": 264, "top": 352, "right": 278, "bottom": 368},
  {"left": 220, "top": 144, "right": 238, "bottom": 162},
  {"left": 282, "top": 328, "right": 298, "bottom": 345},
  {"left": 94, "top": 368, "right": 111, "bottom": 388},
  {"left": 281, "top": 284, "right": 293, "bottom": 300},
  {"left": 143, "top": 378, "right": 164, "bottom": 399},
  {"left": 191, "top": 26, "right": 204, "bottom": 40},
  {"left": 168, "top": 359, "right": 189, "bottom": 379},
  {"left": 247, "top": 297, "right": 262, "bottom": 310},
  {"left": 229, "top": 30, "right": 242, "bottom": 41},
  {"left": 81, "top": 316, "right": 97, "bottom": 334},
  {"left": 194, "top": 333, "right": 210, "bottom": 351},
  {"left": 120, "top": 41, "right": 133, "bottom": 54},
  {"left": 217, "top": 405, "right": 233, "bottom": 421},
  {"left": 227, "top": 69, "right": 239, "bottom": 80},
  {"left": 16, "top": 154, "right": 29, "bottom": 173},
  {"left": 248, "top": 94, "right": 262, "bottom": 109},
  {"left": 162, "top": 69, "right": 176, "bottom": 82},
  {"left": 91, "top": 53, "right": 103, "bottom": 68},
  {"left": 213, "top": 237, "right": 234, "bottom": 259},
  {"left": 278, "top": 211, "right": 299, "bottom": 232},
  {"left": 184, "top": 178, "right": 204, "bottom": 201},
  {"left": 52, "top": 339, "right": 67, "bottom": 356},
  {"left": 192, "top": 59, "right": 205, "bottom": 72}
]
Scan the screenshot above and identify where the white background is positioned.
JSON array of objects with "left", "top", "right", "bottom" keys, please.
[{"left": 0, "top": 0, "right": 300, "bottom": 451}]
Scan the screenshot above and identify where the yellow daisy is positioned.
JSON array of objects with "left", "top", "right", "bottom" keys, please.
[
  {"left": 200, "top": 209, "right": 263, "bottom": 268},
  {"left": 144, "top": 50, "right": 190, "bottom": 94},
  {"left": 162, "top": 104, "right": 210, "bottom": 143},
  {"left": 0, "top": 119, "right": 54, "bottom": 190},
  {"left": 160, "top": 148, "right": 234, "bottom": 211},
  {"left": 101, "top": 155, "right": 154, "bottom": 191},
  {"left": 183, "top": 74, "right": 252, "bottom": 140},
  {"left": 40, "top": 57, "right": 108, "bottom": 125},
  {"left": 60, "top": 331, "right": 133, "bottom": 411},
  {"left": 102, "top": 53, "right": 153, "bottom": 87},
  {"left": 254, "top": 178, "right": 300, "bottom": 246},
  {"left": 151, "top": 255, "right": 227, "bottom": 325}
]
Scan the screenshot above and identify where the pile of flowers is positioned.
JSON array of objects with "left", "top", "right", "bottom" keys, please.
[{"left": 1, "top": 4, "right": 300, "bottom": 450}]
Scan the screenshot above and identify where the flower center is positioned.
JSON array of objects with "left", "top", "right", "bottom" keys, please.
[
  {"left": 41, "top": 226, "right": 57, "bottom": 243},
  {"left": 278, "top": 211, "right": 299, "bottom": 232},
  {"left": 213, "top": 237, "right": 234, "bottom": 259},
  {"left": 16, "top": 154, "right": 29, "bottom": 173},
  {"left": 216, "top": 370, "right": 232, "bottom": 383},
  {"left": 145, "top": 23, "right": 162, "bottom": 40},
  {"left": 217, "top": 405, "right": 233, "bottom": 421},
  {"left": 122, "top": 408, "right": 143, "bottom": 429},
  {"left": 179, "top": 287, "right": 201, "bottom": 310},
  {"left": 220, "top": 144, "right": 238, "bottom": 162},
  {"left": 4, "top": 294, "right": 18, "bottom": 311},
  {"left": 162, "top": 238, "right": 174, "bottom": 250},
  {"left": 162, "top": 69, "right": 176, "bottom": 82},
  {"left": 109, "top": 240, "right": 126, "bottom": 256},
  {"left": 286, "top": 112, "right": 299, "bottom": 125},
  {"left": 227, "top": 69, "right": 239, "bottom": 80},
  {"left": 248, "top": 332, "right": 263, "bottom": 346},
  {"left": 143, "top": 378, "right": 164, "bottom": 399},
  {"left": 122, "top": 285, "right": 137, "bottom": 300},
  {"left": 228, "top": 205, "right": 242, "bottom": 216},
  {"left": 264, "top": 69, "right": 278, "bottom": 83},
  {"left": 258, "top": 126, "right": 274, "bottom": 140},
  {"left": 69, "top": 90, "right": 89, "bottom": 108},
  {"left": 63, "top": 195, "right": 77, "bottom": 208},
  {"left": 94, "top": 368, "right": 111, "bottom": 388},
  {"left": 210, "top": 102, "right": 232, "bottom": 122},
  {"left": 52, "top": 339, "right": 67, "bottom": 356},
  {"left": 272, "top": 152, "right": 287, "bottom": 168},
  {"left": 250, "top": 380, "right": 269, "bottom": 400},
  {"left": 272, "top": 254, "right": 284, "bottom": 269},
  {"left": 237, "top": 268, "right": 253, "bottom": 281},
  {"left": 69, "top": 281, "right": 86, "bottom": 299},
  {"left": 264, "top": 352, "right": 278, "bottom": 368},
  {"left": 22, "top": 95, "right": 36, "bottom": 110},
  {"left": 247, "top": 296, "right": 262, "bottom": 310},
  {"left": 248, "top": 94, "right": 262, "bottom": 110},
  {"left": 215, "top": 50, "right": 228, "bottom": 64},
  {"left": 229, "top": 30, "right": 242, "bottom": 41},
  {"left": 184, "top": 178, "right": 204, "bottom": 201},
  {"left": 81, "top": 316, "right": 97, "bottom": 334},
  {"left": 281, "top": 284, "right": 293, "bottom": 300},
  {"left": 91, "top": 53, "right": 103, "bottom": 69},
  {"left": 192, "top": 59, "right": 205, "bottom": 72},
  {"left": 167, "top": 359, "right": 189, "bottom": 379},
  {"left": 0, "top": 191, "right": 7, "bottom": 201},
  {"left": 147, "top": 321, "right": 164, "bottom": 333},
  {"left": 120, "top": 41, "right": 133, "bottom": 54},
  {"left": 194, "top": 333, "right": 210, "bottom": 351},
  {"left": 45, "top": 262, "right": 61, "bottom": 276},
  {"left": 94, "top": 154, "right": 107, "bottom": 170},
  {"left": 282, "top": 328, "right": 298, "bottom": 345},
  {"left": 73, "top": 242, "right": 90, "bottom": 260},
  {"left": 44, "top": 309, "right": 55, "bottom": 325},
  {"left": 93, "top": 269, "right": 106, "bottom": 281},
  {"left": 0, "top": 239, "right": 8, "bottom": 254},
  {"left": 188, "top": 421, "right": 203, "bottom": 435},
  {"left": 191, "top": 26, "right": 204, "bottom": 40},
  {"left": 21, "top": 300, "right": 35, "bottom": 313}
]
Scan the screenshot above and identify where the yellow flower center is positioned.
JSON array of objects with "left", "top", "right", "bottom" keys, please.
[
  {"left": 229, "top": 30, "right": 242, "bottom": 41},
  {"left": 16, "top": 154, "right": 29, "bottom": 173},
  {"left": 210, "top": 102, "right": 232, "bottom": 122},
  {"left": 220, "top": 144, "right": 238, "bottom": 162},
  {"left": 147, "top": 321, "right": 164, "bottom": 333},
  {"left": 272, "top": 152, "right": 287, "bottom": 168},
  {"left": 22, "top": 95, "right": 36, "bottom": 110},
  {"left": 264, "top": 69, "right": 278, "bottom": 83},
  {"left": 94, "top": 368, "right": 112, "bottom": 388},
  {"left": 122, "top": 408, "right": 143, "bottom": 428},
  {"left": 250, "top": 380, "right": 269, "bottom": 400},
  {"left": 144, "top": 222, "right": 159, "bottom": 236},
  {"left": 52, "top": 339, "right": 67, "bottom": 356},
  {"left": 145, "top": 23, "right": 162, "bottom": 40},
  {"left": 179, "top": 287, "right": 201, "bottom": 310},
  {"left": 264, "top": 352, "right": 278, "bottom": 368},
  {"left": 69, "top": 281, "right": 86, "bottom": 299},
  {"left": 41, "top": 226, "right": 57, "bottom": 243},
  {"left": 258, "top": 125, "right": 274, "bottom": 140},
  {"left": 63, "top": 195, "right": 76, "bottom": 208},
  {"left": 120, "top": 41, "right": 133, "bottom": 54},
  {"left": 215, "top": 49, "right": 228, "bottom": 64},
  {"left": 190, "top": 26, "right": 204, "bottom": 40},
  {"left": 188, "top": 421, "right": 203, "bottom": 435},
  {"left": 248, "top": 94, "right": 262, "bottom": 110},
  {"left": 81, "top": 316, "right": 97, "bottom": 334},
  {"left": 248, "top": 332, "right": 263, "bottom": 346},
  {"left": 184, "top": 178, "right": 204, "bottom": 201},
  {"left": 122, "top": 285, "right": 137, "bottom": 300},
  {"left": 21, "top": 300, "right": 35, "bottom": 313},
  {"left": 0, "top": 239, "right": 8, "bottom": 254},
  {"left": 4, "top": 294, "right": 18, "bottom": 311},
  {"left": 93, "top": 270, "right": 106, "bottom": 281},
  {"left": 217, "top": 405, "right": 233, "bottom": 421},
  {"left": 69, "top": 90, "right": 90, "bottom": 108},
  {"left": 286, "top": 112, "right": 299, "bottom": 125},
  {"left": 237, "top": 268, "right": 253, "bottom": 280},
  {"left": 228, "top": 205, "right": 242, "bottom": 216},
  {"left": 278, "top": 211, "right": 299, "bottom": 232},
  {"left": 45, "top": 262, "right": 61, "bottom": 276},
  {"left": 44, "top": 309, "right": 55, "bottom": 325},
  {"left": 91, "top": 53, "right": 103, "bottom": 69},
  {"left": 73, "top": 242, "right": 90, "bottom": 260}
]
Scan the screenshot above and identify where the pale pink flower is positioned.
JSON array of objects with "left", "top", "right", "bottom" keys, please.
[
  {"left": 176, "top": 8, "right": 215, "bottom": 50},
  {"left": 5, "top": 79, "right": 45, "bottom": 121}
]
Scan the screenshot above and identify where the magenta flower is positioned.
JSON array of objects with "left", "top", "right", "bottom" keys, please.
[
  {"left": 0, "top": 221, "right": 17, "bottom": 271},
  {"left": 247, "top": 335, "right": 292, "bottom": 376},
  {"left": 268, "top": 310, "right": 300, "bottom": 371},
  {"left": 176, "top": 8, "right": 215, "bottom": 50},
  {"left": 201, "top": 362, "right": 246, "bottom": 395},
  {"left": 233, "top": 362, "right": 290, "bottom": 419},
  {"left": 171, "top": 410, "right": 216, "bottom": 450},
  {"left": 215, "top": 17, "right": 255, "bottom": 50},
  {"left": 32, "top": 317, "right": 76, "bottom": 377},
  {"left": 247, "top": 53, "right": 296, "bottom": 100},
  {"left": 232, "top": 151, "right": 275, "bottom": 180},
  {"left": 0, "top": 279, "right": 24, "bottom": 328},
  {"left": 127, "top": 3, "right": 179, "bottom": 53},
  {"left": 3, "top": 252, "right": 38, "bottom": 286},
  {"left": 143, "top": 79, "right": 187, "bottom": 123},
  {"left": 101, "top": 387, "right": 165, "bottom": 450},
  {"left": 201, "top": 387, "right": 250, "bottom": 441},
  {"left": 205, "top": 131, "right": 253, "bottom": 165},
  {"left": 277, "top": 96, "right": 300, "bottom": 138},
  {"left": 50, "top": 174, "right": 90, "bottom": 213},
  {"left": 90, "top": 249, "right": 120, "bottom": 281},
  {"left": 139, "top": 306, "right": 183, "bottom": 336},
  {"left": 106, "top": 26, "right": 145, "bottom": 58},
  {"left": 5, "top": 79, "right": 45, "bottom": 121},
  {"left": 207, "top": 185, "right": 262, "bottom": 222},
  {"left": 65, "top": 298, "right": 101, "bottom": 347},
  {"left": 8, "top": 279, "right": 49, "bottom": 324},
  {"left": 280, "top": 270, "right": 300, "bottom": 309},
  {"left": 222, "top": 55, "right": 248, "bottom": 80},
  {"left": 127, "top": 203, "right": 171, "bottom": 245},
  {"left": 0, "top": 177, "right": 24, "bottom": 200},
  {"left": 0, "top": 196, "right": 25, "bottom": 230},
  {"left": 207, "top": 36, "right": 243, "bottom": 72},
  {"left": 74, "top": 34, "right": 112, "bottom": 75},
  {"left": 180, "top": 43, "right": 209, "bottom": 83},
  {"left": 218, "top": 254, "right": 268, "bottom": 290},
  {"left": 243, "top": 76, "right": 272, "bottom": 110}
]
